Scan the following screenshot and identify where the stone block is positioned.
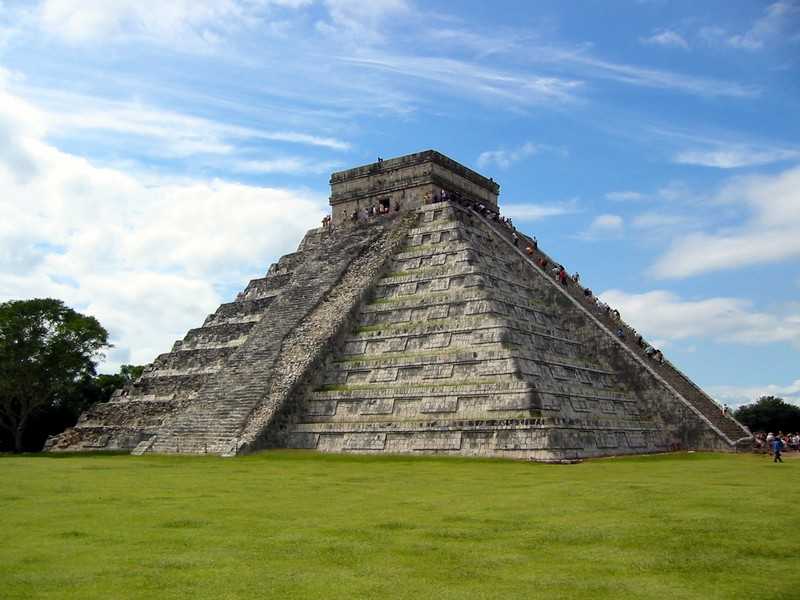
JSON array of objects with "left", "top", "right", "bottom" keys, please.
[
  {"left": 306, "top": 401, "right": 337, "bottom": 417},
  {"left": 360, "top": 399, "right": 395, "bottom": 415},
  {"left": 625, "top": 432, "right": 647, "bottom": 448},
  {"left": 412, "top": 432, "right": 462, "bottom": 451},
  {"left": 288, "top": 433, "right": 319, "bottom": 449},
  {"left": 343, "top": 433, "right": 387, "bottom": 450},
  {"left": 419, "top": 397, "right": 459, "bottom": 413},
  {"left": 495, "top": 430, "right": 548, "bottom": 450}
]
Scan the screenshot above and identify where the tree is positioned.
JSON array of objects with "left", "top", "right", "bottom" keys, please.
[
  {"left": 15, "top": 364, "right": 145, "bottom": 452},
  {"left": 0, "top": 363, "right": 146, "bottom": 452},
  {"left": 0, "top": 299, "right": 110, "bottom": 452},
  {"left": 734, "top": 396, "right": 800, "bottom": 434}
]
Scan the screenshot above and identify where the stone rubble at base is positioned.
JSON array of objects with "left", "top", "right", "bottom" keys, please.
[{"left": 45, "top": 150, "right": 751, "bottom": 460}]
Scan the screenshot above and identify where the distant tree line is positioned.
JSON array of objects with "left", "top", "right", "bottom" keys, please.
[
  {"left": 0, "top": 298, "right": 143, "bottom": 452},
  {"left": 734, "top": 396, "right": 800, "bottom": 434}
]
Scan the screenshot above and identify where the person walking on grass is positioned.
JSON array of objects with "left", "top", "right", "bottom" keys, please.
[{"left": 771, "top": 435, "right": 784, "bottom": 463}]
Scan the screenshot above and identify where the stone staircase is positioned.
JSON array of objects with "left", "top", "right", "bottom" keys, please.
[{"left": 139, "top": 223, "right": 397, "bottom": 455}]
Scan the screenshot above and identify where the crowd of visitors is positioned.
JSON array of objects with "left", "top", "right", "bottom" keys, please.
[
  {"left": 753, "top": 432, "right": 799, "bottom": 461},
  {"left": 321, "top": 199, "right": 399, "bottom": 229}
]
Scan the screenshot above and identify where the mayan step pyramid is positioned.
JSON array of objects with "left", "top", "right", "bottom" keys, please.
[{"left": 46, "top": 150, "right": 752, "bottom": 459}]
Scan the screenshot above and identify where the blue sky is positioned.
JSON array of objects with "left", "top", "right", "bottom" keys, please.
[{"left": 0, "top": 0, "right": 798, "bottom": 406}]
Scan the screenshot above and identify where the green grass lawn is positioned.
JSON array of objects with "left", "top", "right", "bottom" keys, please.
[{"left": 1, "top": 451, "right": 798, "bottom": 599}]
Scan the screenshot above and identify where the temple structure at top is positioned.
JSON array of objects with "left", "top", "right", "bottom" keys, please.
[{"left": 329, "top": 150, "right": 499, "bottom": 224}]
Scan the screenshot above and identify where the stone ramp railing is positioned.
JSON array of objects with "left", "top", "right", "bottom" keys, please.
[
  {"left": 450, "top": 201, "right": 750, "bottom": 446},
  {"left": 236, "top": 213, "right": 418, "bottom": 453},
  {"left": 516, "top": 235, "right": 749, "bottom": 443}
]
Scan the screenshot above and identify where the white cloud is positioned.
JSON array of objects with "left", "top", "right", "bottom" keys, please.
[
  {"left": 0, "top": 84, "right": 326, "bottom": 370},
  {"left": 592, "top": 214, "right": 624, "bottom": 229},
  {"left": 646, "top": 125, "right": 800, "bottom": 170},
  {"left": 605, "top": 191, "right": 646, "bottom": 202},
  {"left": 578, "top": 214, "right": 623, "bottom": 240},
  {"left": 651, "top": 166, "right": 800, "bottom": 278},
  {"left": 631, "top": 212, "right": 689, "bottom": 229},
  {"left": 604, "top": 183, "right": 697, "bottom": 204},
  {"left": 476, "top": 142, "right": 555, "bottom": 170},
  {"left": 599, "top": 289, "right": 800, "bottom": 349},
  {"left": 641, "top": 29, "right": 689, "bottom": 49},
  {"left": 707, "top": 380, "right": 800, "bottom": 409},
  {"left": 502, "top": 199, "right": 578, "bottom": 221},
  {"left": 232, "top": 157, "right": 343, "bottom": 174},
  {"left": 673, "top": 145, "right": 800, "bottom": 168},
  {"left": 728, "top": 1, "right": 799, "bottom": 50}
]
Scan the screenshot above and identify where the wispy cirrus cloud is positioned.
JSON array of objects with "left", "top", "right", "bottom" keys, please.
[
  {"left": 645, "top": 125, "right": 800, "bottom": 169},
  {"left": 231, "top": 157, "right": 343, "bottom": 175},
  {"left": 502, "top": 199, "right": 579, "bottom": 221},
  {"left": 0, "top": 83, "right": 352, "bottom": 175},
  {"left": 673, "top": 145, "right": 800, "bottom": 168},
  {"left": 337, "top": 53, "right": 584, "bottom": 107},
  {"left": 557, "top": 52, "right": 758, "bottom": 97},
  {"left": 605, "top": 191, "right": 646, "bottom": 202},
  {"left": 43, "top": 95, "right": 351, "bottom": 153},
  {"left": 316, "top": 0, "right": 410, "bottom": 43},
  {"left": 476, "top": 141, "right": 565, "bottom": 170},
  {"left": 640, "top": 29, "right": 689, "bottom": 49},
  {"left": 631, "top": 213, "right": 690, "bottom": 230},
  {"left": 501, "top": 40, "right": 760, "bottom": 98}
]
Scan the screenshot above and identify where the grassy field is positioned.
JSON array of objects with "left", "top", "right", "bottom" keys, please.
[{"left": 1, "top": 451, "right": 798, "bottom": 600}]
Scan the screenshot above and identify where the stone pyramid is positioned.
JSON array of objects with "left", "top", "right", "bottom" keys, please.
[{"left": 47, "top": 150, "right": 751, "bottom": 460}]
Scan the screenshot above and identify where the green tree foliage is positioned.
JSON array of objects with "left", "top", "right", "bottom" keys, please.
[
  {"left": 0, "top": 299, "right": 110, "bottom": 452},
  {"left": 734, "top": 396, "right": 800, "bottom": 434},
  {"left": 15, "top": 363, "right": 146, "bottom": 452}
]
